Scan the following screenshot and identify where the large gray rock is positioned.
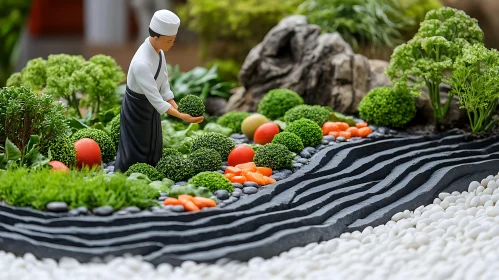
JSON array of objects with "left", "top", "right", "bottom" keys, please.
[{"left": 227, "top": 15, "right": 390, "bottom": 115}]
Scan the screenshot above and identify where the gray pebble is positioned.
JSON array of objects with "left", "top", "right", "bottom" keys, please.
[
  {"left": 243, "top": 182, "right": 260, "bottom": 188},
  {"left": 107, "top": 166, "right": 115, "bottom": 172},
  {"left": 150, "top": 206, "right": 162, "bottom": 211},
  {"left": 218, "top": 203, "right": 226, "bottom": 208},
  {"left": 232, "top": 183, "right": 244, "bottom": 189},
  {"left": 222, "top": 161, "right": 228, "bottom": 166},
  {"left": 336, "top": 136, "right": 346, "bottom": 142},
  {"left": 75, "top": 206, "right": 89, "bottom": 215},
  {"left": 270, "top": 174, "right": 283, "bottom": 181},
  {"left": 102, "top": 163, "right": 108, "bottom": 168},
  {"left": 214, "top": 190, "right": 230, "bottom": 200},
  {"left": 377, "top": 127, "right": 387, "bottom": 135},
  {"left": 108, "top": 161, "right": 116, "bottom": 166},
  {"left": 328, "top": 141, "right": 337, "bottom": 145},
  {"left": 388, "top": 129, "right": 397, "bottom": 135},
  {"left": 293, "top": 163, "right": 303, "bottom": 169},
  {"left": 323, "top": 135, "right": 335, "bottom": 141},
  {"left": 297, "top": 158, "right": 308, "bottom": 164},
  {"left": 243, "top": 186, "right": 258, "bottom": 195},
  {"left": 304, "top": 147, "right": 317, "bottom": 154},
  {"left": 232, "top": 191, "right": 241, "bottom": 198},
  {"left": 68, "top": 209, "right": 80, "bottom": 216},
  {"left": 367, "top": 132, "right": 383, "bottom": 138},
  {"left": 177, "top": 181, "right": 187, "bottom": 186},
  {"left": 125, "top": 206, "right": 141, "bottom": 214},
  {"left": 316, "top": 144, "right": 326, "bottom": 150},
  {"left": 299, "top": 150, "right": 311, "bottom": 159},
  {"left": 321, "top": 140, "right": 329, "bottom": 145},
  {"left": 279, "top": 169, "right": 293, "bottom": 177},
  {"left": 46, "top": 202, "right": 68, "bottom": 213},
  {"left": 222, "top": 166, "right": 227, "bottom": 171},
  {"left": 171, "top": 205, "right": 185, "bottom": 212},
  {"left": 160, "top": 192, "right": 169, "bottom": 197},
  {"left": 158, "top": 196, "right": 168, "bottom": 202},
  {"left": 115, "top": 210, "right": 129, "bottom": 215},
  {"left": 93, "top": 206, "right": 114, "bottom": 216}
]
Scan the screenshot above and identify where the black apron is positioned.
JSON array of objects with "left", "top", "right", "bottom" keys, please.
[{"left": 115, "top": 53, "right": 163, "bottom": 172}]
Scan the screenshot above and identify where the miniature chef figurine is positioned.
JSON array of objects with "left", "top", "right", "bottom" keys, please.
[{"left": 115, "top": 9, "right": 203, "bottom": 172}]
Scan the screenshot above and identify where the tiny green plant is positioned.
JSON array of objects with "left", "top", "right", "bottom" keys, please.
[
  {"left": 448, "top": 44, "right": 499, "bottom": 134},
  {"left": 387, "top": 7, "right": 484, "bottom": 125}
]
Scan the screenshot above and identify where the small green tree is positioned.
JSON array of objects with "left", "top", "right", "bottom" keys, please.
[
  {"left": 449, "top": 44, "right": 499, "bottom": 134},
  {"left": 387, "top": 7, "right": 484, "bottom": 125}
]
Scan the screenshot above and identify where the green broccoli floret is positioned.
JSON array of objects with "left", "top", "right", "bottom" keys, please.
[
  {"left": 189, "top": 148, "right": 222, "bottom": 175},
  {"left": 272, "top": 132, "right": 304, "bottom": 153},
  {"left": 155, "top": 155, "right": 194, "bottom": 182},
  {"left": 178, "top": 94, "right": 205, "bottom": 117},
  {"left": 162, "top": 147, "right": 182, "bottom": 157},
  {"left": 286, "top": 118, "right": 323, "bottom": 147},
  {"left": 217, "top": 111, "right": 250, "bottom": 134},
  {"left": 188, "top": 171, "right": 234, "bottom": 193},
  {"left": 284, "top": 104, "right": 331, "bottom": 126},
  {"left": 71, "top": 128, "right": 116, "bottom": 163},
  {"left": 358, "top": 86, "right": 416, "bottom": 128},
  {"left": 109, "top": 114, "right": 120, "bottom": 149},
  {"left": 6, "top": 72, "right": 22, "bottom": 87},
  {"left": 257, "top": 89, "right": 304, "bottom": 120},
  {"left": 253, "top": 143, "right": 294, "bottom": 170},
  {"left": 191, "top": 132, "right": 235, "bottom": 160},
  {"left": 20, "top": 57, "right": 47, "bottom": 91},
  {"left": 42, "top": 136, "right": 77, "bottom": 167},
  {"left": 125, "top": 163, "right": 163, "bottom": 181}
]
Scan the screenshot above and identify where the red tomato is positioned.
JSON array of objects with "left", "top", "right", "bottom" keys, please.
[
  {"left": 74, "top": 138, "right": 102, "bottom": 169},
  {"left": 228, "top": 145, "right": 255, "bottom": 167},
  {"left": 253, "top": 122, "right": 280, "bottom": 145},
  {"left": 48, "top": 160, "right": 69, "bottom": 172}
]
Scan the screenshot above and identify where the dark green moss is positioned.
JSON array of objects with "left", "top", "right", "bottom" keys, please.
[
  {"left": 272, "top": 132, "right": 304, "bottom": 153},
  {"left": 217, "top": 111, "right": 250, "bottom": 134},
  {"left": 155, "top": 155, "right": 194, "bottom": 182},
  {"left": 188, "top": 171, "right": 234, "bottom": 193},
  {"left": 257, "top": 89, "right": 304, "bottom": 120},
  {"left": 253, "top": 143, "right": 294, "bottom": 170},
  {"left": 124, "top": 163, "right": 163, "bottom": 181},
  {"left": 191, "top": 132, "right": 235, "bottom": 160},
  {"left": 189, "top": 148, "right": 222, "bottom": 175},
  {"left": 178, "top": 94, "right": 205, "bottom": 117},
  {"left": 286, "top": 118, "right": 323, "bottom": 147}
]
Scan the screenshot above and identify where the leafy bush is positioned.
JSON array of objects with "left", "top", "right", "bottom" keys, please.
[
  {"left": 284, "top": 105, "right": 331, "bottom": 126},
  {"left": 253, "top": 143, "right": 294, "bottom": 170},
  {"left": 0, "top": 86, "right": 69, "bottom": 155},
  {"left": 217, "top": 111, "right": 250, "bottom": 134},
  {"left": 258, "top": 89, "right": 304, "bottom": 120},
  {"left": 358, "top": 86, "right": 416, "bottom": 128},
  {"left": 178, "top": 94, "right": 206, "bottom": 117},
  {"left": 162, "top": 147, "right": 182, "bottom": 157},
  {"left": 449, "top": 44, "right": 499, "bottom": 134},
  {"left": 191, "top": 132, "right": 235, "bottom": 160},
  {"left": 0, "top": 136, "right": 50, "bottom": 170},
  {"left": 0, "top": 167, "right": 159, "bottom": 210},
  {"left": 272, "top": 132, "right": 304, "bottom": 153},
  {"left": 109, "top": 114, "right": 121, "bottom": 148},
  {"left": 189, "top": 148, "right": 222, "bottom": 175},
  {"left": 188, "top": 171, "right": 234, "bottom": 193},
  {"left": 387, "top": 7, "right": 484, "bottom": 124},
  {"left": 298, "top": 0, "right": 409, "bottom": 52},
  {"left": 71, "top": 128, "right": 116, "bottom": 163},
  {"left": 124, "top": 163, "right": 163, "bottom": 181},
  {"left": 286, "top": 118, "right": 323, "bottom": 147},
  {"left": 42, "top": 136, "right": 77, "bottom": 167},
  {"left": 178, "top": 0, "right": 301, "bottom": 66},
  {"left": 155, "top": 155, "right": 194, "bottom": 182}
]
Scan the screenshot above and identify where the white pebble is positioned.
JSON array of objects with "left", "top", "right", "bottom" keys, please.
[{"left": 469, "top": 181, "right": 480, "bottom": 192}]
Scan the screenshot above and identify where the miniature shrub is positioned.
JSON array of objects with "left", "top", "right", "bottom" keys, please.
[
  {"left": 272, "top": 132, "right": 304, "bottom": 153},
  {"left": 109, "top": 114, "right": 121, "bottom": 148},
  {"left": 71, "top": 128, "right": 116, "bottom": 163},
  {"left": 41, "top": 136, "right": 77, "bottom": 167},
  {"left": 387, "top": 7, "right": 484, "bottom": 124},
  {"left": 217, "top": 111, "right": 250, "bottom": 134},
  {"left": 191, "top": 132, "right": 235, "bottom": 160},
  {"left": 125, "top": 163, "right": 163, "bottom": 181},
  {"left": 162, "top": 147, "right": 182, "bottom": 157},
  {"left": 0, "top": 167, "right": 159, "bottom": 210},
  {"left": 286, "top": 118, "right": 323, "bottom": 147},
  {"left": 284, "top": 105, "right": 331, "bottom": 126},
  {"left": 449, "top": 44, "right": 499, "bottom": 134},
  {"left": 189, "top": 148, "right": 222, "bottom": 174},
  {"left": 178, "top": 94, "right": 206, "bottom": 117},
  {"left": 0, "top": 86, "right": 69, "bottom": 155},
  {"left": 359, "top": 86, "right": 416, "bottom": 128},
  {"left": 188, "top": 171, "right": 234, "bottom": 193},
  {"left": 253, "top": 143, "right": 294, "bottom": 170},
  {"left": 156, "top": 155, "right": 194, "bottom": 182},
  {"left": 257, "top": 89, "right": 304, "bottom": 120}
]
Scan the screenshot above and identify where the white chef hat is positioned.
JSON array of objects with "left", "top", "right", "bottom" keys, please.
[{"left": 149, "top": 9, "right": 180, "bottom": 36}]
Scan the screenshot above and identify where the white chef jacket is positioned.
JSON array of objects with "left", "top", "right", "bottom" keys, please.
[{"left": 126, "top": 37, "right": 174, "bottom": 114}]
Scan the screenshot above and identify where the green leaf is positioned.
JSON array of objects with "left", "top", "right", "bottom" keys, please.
[
  {"left": 273, "top": 120, "right": 287, "bottom": 131},
  {"left": 4, "top": 139, "right": 21, "bottom": 161},
  {"left": 203, "top": 122, "right": 233, "bottom": 136}
]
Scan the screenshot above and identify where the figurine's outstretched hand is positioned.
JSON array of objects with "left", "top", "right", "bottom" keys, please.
[{"left": 183, "top": 114, "right": 204, "bottom": 124}]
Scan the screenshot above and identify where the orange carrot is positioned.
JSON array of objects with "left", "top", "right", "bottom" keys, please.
[
  {"left": 322, "top": 122, "right": 340, "bottom": 135},
  {"left": 183, "top": 200, "right": 200, "bottom": 212},
  {"left": 256, "top": 167, "right": 273, "bottom": 177},
  {"left": 192, "top": 197, "right": 217, "bottom": 208},
  {"left": 231, "top": 176, "right": 247, "bottom": 184},
  {"left": 339, "top": 131, "right": 351, "bottom": 139},
  {"left": 225, "top": 166, "right": 242, "bottom": 175},
  {"left": 263, "top": 176, "right": 277, "bottom": 185},
  {"left": 163, "top": 198, "right": 183, "bottom": 206},
  {"left": 346, "top": 127, "right": 359, "bottom": 137},
  {"left": 358, "top": 127, "right": 373, "bottom": 137},
  {"left": 224, "top": 173, "right": 235, "bottom": 180},
  {"left": 246, "top": 172, "right": 266, "bottom": 185},
  {"left": 328, "top": 131, "right": 340, "bottom": 137},
  {"left": 235, "top": 162, "right": 257, "bottom": 172},
  {"left": 178, "top": 194, "right": 194, "bottom": 203},
  {"left": 356, "top": 122, "right": 368, "bottom": 128},
  {"left": 336, "top": 122, "right": 350, "bottom": 131}
]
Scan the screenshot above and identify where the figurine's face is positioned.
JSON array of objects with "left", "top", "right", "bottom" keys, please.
[{"left": 153, "top": 35, "right": 176, "bottom": 52}]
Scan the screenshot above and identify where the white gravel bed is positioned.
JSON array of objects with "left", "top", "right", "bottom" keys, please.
[{"left": 3, "top": 173, "right": 499, "bottom": 280}]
